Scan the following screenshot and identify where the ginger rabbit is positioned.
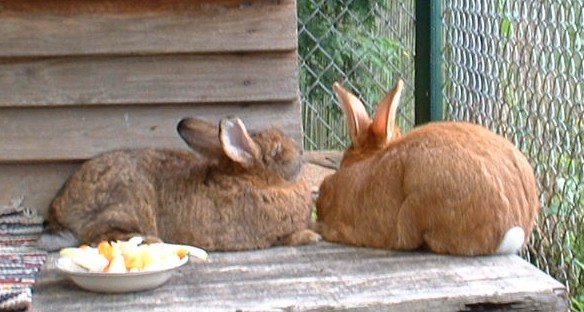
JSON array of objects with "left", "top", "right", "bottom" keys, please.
[{"left": 315, "top": 80, "right": 539, "bottom": 256}]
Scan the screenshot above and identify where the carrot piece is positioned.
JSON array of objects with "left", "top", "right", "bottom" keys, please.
[
  {"left": 97, "top": 241, "right": 114, "bottom": 262},
  {"left": 175, "top": 248, "right": 189, "bottom": 259}
]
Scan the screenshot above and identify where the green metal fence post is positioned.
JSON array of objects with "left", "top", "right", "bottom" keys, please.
[{"left": 415, "top": 0, "right": 443, "bottom": 124}]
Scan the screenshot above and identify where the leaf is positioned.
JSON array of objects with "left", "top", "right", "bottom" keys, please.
[{"left": 500, "top": 17, "right": 512, "bottom": 38}]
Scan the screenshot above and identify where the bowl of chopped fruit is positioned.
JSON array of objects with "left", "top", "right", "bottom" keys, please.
[{"left": 56, "top": 236, "right": 208, "bottom": 293}]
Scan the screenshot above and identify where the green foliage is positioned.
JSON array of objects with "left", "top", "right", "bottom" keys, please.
[
  {"left": 553, "top": 158, "right": 584, "bottom": 311},
  {"left": 496, "top": 1, "right": 584, "bottom": 308},
  {"left": 573, "top": 285, "right": 584, "bottom": 312},
  {"left": 573, "top": 250, "right": 584, "bottom": 311},
  {"left": 298, "top": 0, "right": 406, "bottom": 149}
]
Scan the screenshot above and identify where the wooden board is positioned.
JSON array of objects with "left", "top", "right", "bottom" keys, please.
[
  {"left": 0, "top": 102, "right": 303, "bottom": 162},
  {"left": 0, "top": 0, "right": 297, "bottom": 57},
  {"left": 0, "top": 53, "right": 298, "bottom": 107},
  {"left": 33, "top": 242, "right": 569, "bottom": 311},
  {"left": 0, "top": 163, "right": 81, "bottom": 219}
]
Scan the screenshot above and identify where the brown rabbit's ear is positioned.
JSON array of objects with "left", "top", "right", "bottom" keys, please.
[
  {"left": 219, "top": 117, "right": 260, "bottom": 167},
  {"left": 333, "top": 82, "right": 372, "bottom": 144},
  {"left": 371, "top": 79, "right": 404, "bottom": 144},
  {"left": 177, "top": 117, "right": 224, "bottom": 158}
]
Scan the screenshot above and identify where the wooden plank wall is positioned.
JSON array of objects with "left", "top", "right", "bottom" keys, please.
[{"left": 0, "top": 0, "right": 302, "bottom": 218}]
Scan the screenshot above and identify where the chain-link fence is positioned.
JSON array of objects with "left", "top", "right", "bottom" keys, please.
[
  {"left": 443, "top": 0, "right": 584, "bottom": 307},
  {"left": 298, "top": 0, "right": 416, "bottom": 150},
  {"left": 298, "top": 0, "right": 583, "bottom": 308}
]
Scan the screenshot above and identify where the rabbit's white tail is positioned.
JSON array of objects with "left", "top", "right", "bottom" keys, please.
[
  {"left": 496, "top": 226, "right": 525, "bottom": 254},
  {"left": 37, "top": 230, "right": 80, "bottom": 252}
]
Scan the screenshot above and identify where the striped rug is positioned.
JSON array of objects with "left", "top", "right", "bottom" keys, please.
[{"left": 0, "top": 198, "right": 47, "bottom": 312}]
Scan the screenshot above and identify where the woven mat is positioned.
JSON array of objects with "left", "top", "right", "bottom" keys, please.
[{"left": 0, "top": 198, "right": 47, "bottom": 312}]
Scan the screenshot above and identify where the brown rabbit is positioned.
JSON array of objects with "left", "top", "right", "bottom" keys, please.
[
  {"left": 315, "top": 80, "right": 540, "bottom": 256},
  {"left": 39, "top": 117, "right": 320, "bottom": 251}
]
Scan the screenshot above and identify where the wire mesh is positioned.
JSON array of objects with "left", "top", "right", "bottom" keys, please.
[
  {"left": 299, "top": 0, "right": 584, "bottom": 308},
  {"left": 297, "top": 0, "right": 416, "bottom": 151},
  {"left": 443, "top": 0, "right": 584, "bottom": 305}
]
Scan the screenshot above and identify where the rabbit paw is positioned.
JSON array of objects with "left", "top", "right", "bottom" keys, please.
[{"left": 283, "top": 229, "right": 322, "bottom": 246}]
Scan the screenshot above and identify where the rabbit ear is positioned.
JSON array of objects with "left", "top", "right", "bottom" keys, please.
[
  {"left": 333, "top": 82, "right": 372, "bottom": 144},
  {"left": 371, "top": 79, "right": 404, "bottom": 144},
  {"left": 177, "top": 118, "right": 224, "bottom": 158},
  {"left": 219, "top": 117, "right": 260, "bottom": 167}
]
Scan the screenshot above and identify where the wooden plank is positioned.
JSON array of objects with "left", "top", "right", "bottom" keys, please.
[
  {"left": 33, "top": 242, "right": 569, "bottom": 311},
  {"left": 0, "top": 0, "right": 297, "bottom": 57},
  {"left": 0, "top": 101, "right": 303, "bottom": 162},
  {"left": 0, "top": 53, "right": 299, "bottom": 107},
  {"left": 305, "top": 150, "right": 343, "bottom": 169},
  {"left": 0, "top": 163, "right": 81, "bottom": 219}
]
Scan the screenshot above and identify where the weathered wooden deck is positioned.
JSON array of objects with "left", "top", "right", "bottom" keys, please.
[
  {"left": 33, "top": 242, "right": 568, "bottom": 311},
  {"left": 31, "top": 152, "right": 569, "bottom": 311}
]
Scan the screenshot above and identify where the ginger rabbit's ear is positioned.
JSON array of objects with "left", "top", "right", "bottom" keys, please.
[
  {"left": 371, "top": 79, "right": 404, "bottom": 144},
  {"left": 333, "top": 82, "right": 372, "bottom": 144},
  {"left": 219, "top": 117, "right": 260, "bottom": 167}
]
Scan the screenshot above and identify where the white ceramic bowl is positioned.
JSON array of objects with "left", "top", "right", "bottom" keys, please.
[{"left": 56, "top": 256, "right": 188, "bottom": 293}]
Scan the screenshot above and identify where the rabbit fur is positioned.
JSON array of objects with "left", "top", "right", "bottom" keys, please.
[
  {"left": 39, "top": 117, "right": 320, "bottom": 251},
  {"left": 315, "top": 80, "right": 540, "bottom": 256}
]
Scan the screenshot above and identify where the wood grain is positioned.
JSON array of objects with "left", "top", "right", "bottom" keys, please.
[
  {"left": 0, "top": 53, "right": 299, "bottom": 107},
  {"left": 33, "top": 242, "right": 569, "bottom": 311},
  {"left": 0, "top": 163, "right": 81, "bottom": 219},
  {"left": 0, "top": 101, "right": 303, "bottom": 162},
  {"left": 0, "top": 0, "right": 297, "bottom": 56}
]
